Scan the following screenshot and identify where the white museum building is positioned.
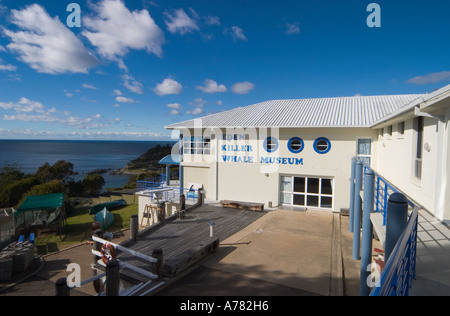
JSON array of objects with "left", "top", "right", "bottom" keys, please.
[{"left": 165, "top": 84, "right": 450, "bottom": 223}]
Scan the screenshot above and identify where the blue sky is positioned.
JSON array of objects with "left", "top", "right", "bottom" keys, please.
[{"left": 0, "top": 0, "right": 449, "bottom": 140}]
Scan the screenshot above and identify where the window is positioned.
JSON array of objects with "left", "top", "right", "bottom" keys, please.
[
  {"left": 263, "top": 137, "right": 279, "bottom": 153},
  {"left": 281, "top": 176, "right": 334, "bottom": 209},
  {"left": 387, "top": 125, "right": 392, "bottom": 137},
  {"left": 414, "top": 117, "right": 424, "bottom": 179},
  {"left": 357, "top": 138, "right": 372, "bottom": 167},
  {"left": 183, "top": 136, "right": 211, "bottom": 155},
  {"left": 398, "top": 122, "right": 405, "bottom": 135},
  {"left": 313, "top": 137, "right": 331, "bottom": 154},
  {"left": 288, "top": 137, "right": 304, "bottom": 153},
  {"left": 379, "top": 128, "right": 384, "bottom": 140}
]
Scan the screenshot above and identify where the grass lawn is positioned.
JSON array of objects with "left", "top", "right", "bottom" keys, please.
[{"left": 35, "top": 203, "right": 138, "bottom": 255}]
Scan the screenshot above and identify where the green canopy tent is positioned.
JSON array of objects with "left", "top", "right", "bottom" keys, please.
[{"left": 15, "top": 193, "right": 66, "bottom": 236}]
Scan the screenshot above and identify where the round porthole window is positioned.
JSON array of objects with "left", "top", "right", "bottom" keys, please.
[
  {"left": 288, "top": 137, "right": 304, "bottom": 153},
  {"left": 314, "top": 137, "right": 331, "bottom": 154},
  {"left": 263, "top": 137, "right": 279, "bottom": 153}
]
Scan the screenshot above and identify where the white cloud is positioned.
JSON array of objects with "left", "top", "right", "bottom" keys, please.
[
  {"left": 0, "top": 97, "right": 113, "bottom": 129},
  {"left": 0, "top": 97, "right": 45, "bottom": 113},
  {"left": 167, "top": 103, "right": 182, "bottom": 115},
  {"left": 285, "top": 22, "right": 300, "bottom": 35},
  {"left": 82, "top": 83, "right": 97, "bottom": 90},
  {"left": 227, "top": 26, "right": 247, "bottom": 41},
  {"left": 122, "top": 74, "right": 143, "bottom": 94},
  {"left": 4, "top": 4, "right": 98, "bottom": 74},
  {"left": 0, "top": 62, "right": 16, "bottom": 71},
  {"left": 187, "top": 98, "right": 207, "bottom": 115},
  {"left": 115, "top": 96, "right": 135, "bottom": 103},
  {"left": 113, "top": 89, "right": 122, "bottom": 96},
  {"left": 83, "top": 0, "right": 165, "bottom": 65},
  {"left": 406, "top": 71, "right": 450, "bottom": 85},
  {"left": 64, "top": 90, "right": 74, "bottom": 98},
  {"left": 231, "top": 81, "right": 255, "bottom": 94},
  {"left": 196, "top": 79, "right": 227, "bottom": 94},
  {"left": 164, "top": 8, "right": 200, "bottom": 35},
  {"left": 167, "top": 103, "right": 182, "bottom": 110},
  {"left": 153, "top": 78, "right": 183, "bottom": 96},
  {"left": 204, "top": 16, "right": 221, "bottom": 26}
]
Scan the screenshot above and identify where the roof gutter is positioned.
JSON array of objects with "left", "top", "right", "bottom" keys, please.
[{"left": 370, "top": 84, "right": 450, "bottom": 128}]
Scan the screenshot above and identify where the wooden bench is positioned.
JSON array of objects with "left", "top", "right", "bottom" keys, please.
[{"left": 220, "top": 200, "right": 264, "bottom": 212}]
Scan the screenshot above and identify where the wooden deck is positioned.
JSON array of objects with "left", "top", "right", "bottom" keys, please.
[{"left": 116, "top": 205, "right": 267, "bottom": 282}]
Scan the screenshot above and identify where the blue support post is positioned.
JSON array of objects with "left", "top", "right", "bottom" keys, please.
[
  {"left": 166, "top": 165, "right": 170, "bottom": 186},
  {"left": 349, "top": 157, "right": 357, "bottom": 233},
  {"left": 360, "top": 168, "right": 375, "bottom": 296},
  {"left": 353, "top": 160, "right": 363, "bottom": 260},
  {"left": 385, "top": 193, "right": 408, "bottom": 262}
]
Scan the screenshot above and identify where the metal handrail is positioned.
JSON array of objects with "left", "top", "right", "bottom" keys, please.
[{"left": 370, "top": 206, "right": 419, "bottom": 296}]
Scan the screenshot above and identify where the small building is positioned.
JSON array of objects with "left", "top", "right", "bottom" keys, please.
[{"left": 165, "top": 84, "right": 450, "bottom": 223}]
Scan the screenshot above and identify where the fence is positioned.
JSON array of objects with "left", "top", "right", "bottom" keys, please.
[
  {"left": 137, "top": 187, "right": 201, "bottom": 205},
  {"left": 349, "top": 158, "right": 419, "bottom": 296},
  {"left": 136, "top": 174, "right": 167, "bottom": 191},
  {"left": 0, "top": 208, "right": 15, "bottom": 250}
]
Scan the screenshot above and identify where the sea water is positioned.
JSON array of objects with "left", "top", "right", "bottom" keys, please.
[{"left": 0, "top": 139, "right": 175, "bottom": 189}]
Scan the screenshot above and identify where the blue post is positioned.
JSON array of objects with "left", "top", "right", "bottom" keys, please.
[
  {"left": 385, "top": 193, "right": 408, "bottom": 262},
  {"left": 353, "top": 160, "right": 363, "bottom": 260},
  {"left": 166, "top": 165, "right": 170, "bottom": 186},
  {"left": 349, "top": 157, "right": 357, "bottom": 233},
  {"left": 360, "top": 168, "right": 375, "bottom": 296}
]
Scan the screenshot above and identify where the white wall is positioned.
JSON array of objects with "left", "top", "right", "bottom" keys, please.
[
  {"left": 181, "top": 127, "right": 377, "bottom": 212},
  {"left": 374, "top": 102, "right": 450, "bottom": 221}
]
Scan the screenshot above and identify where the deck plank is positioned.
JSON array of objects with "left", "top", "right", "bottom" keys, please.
[{"left": 116, "top": 205, "right": 266, "bottom": 282}]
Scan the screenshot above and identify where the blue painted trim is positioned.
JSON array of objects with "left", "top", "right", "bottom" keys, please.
[
  {"left": 263, "top": 137, "right": 279, "bottom": 153},
  {"left": 287, "top": 137, "right": 304, "bottom": 153},
  {"left": 313, "top": 137, "right": 331, "bottom": 154}
]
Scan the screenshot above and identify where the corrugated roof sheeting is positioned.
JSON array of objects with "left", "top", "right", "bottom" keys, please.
[{"left": 166, "top": 94, "right": 424, "bottom": 129}]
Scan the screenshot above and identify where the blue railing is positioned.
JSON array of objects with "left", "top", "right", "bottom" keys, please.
[
  {"left": 373, "top": 172, "right": 416, "bottom": 226},
  {"left": 136, "top": 174, "right": 167, "bottom": 191},
  {"left": 137, "top": 187, "right": 199, "bottom": 204},
  {"left": 370, "top": 207, "right": 419, "bottom": 296},
  {"left": 352, "top": 158, "right": 419, "bottom": 296}
]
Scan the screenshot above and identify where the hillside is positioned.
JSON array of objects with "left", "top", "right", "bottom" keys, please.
[{"left": 111, "top": 144, "right": 174, "bottom": 174}]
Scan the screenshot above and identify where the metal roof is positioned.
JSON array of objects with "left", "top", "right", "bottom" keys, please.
[{"left": 165, "top": 94, "right": 424, "bottom": 129}]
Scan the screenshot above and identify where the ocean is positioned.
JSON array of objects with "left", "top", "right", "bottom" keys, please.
[{"left": 0, "top": 139, "right": 176, "bottom": 189}]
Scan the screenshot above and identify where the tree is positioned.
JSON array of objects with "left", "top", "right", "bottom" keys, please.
[
  {"left": 36, "top": 160, "right": 74, "bottom": 183},
  {"left": 0, "top": 163, "right": 25, "bottom": 188},
  {"left": 82, "top": 174, "right": 105, "bottom": 197},
  {"left": 24, "top": 179, "right": 65, "bottom": 197},
  {"left": 0, "top": 176, "right": 40, "bottom": 208}
]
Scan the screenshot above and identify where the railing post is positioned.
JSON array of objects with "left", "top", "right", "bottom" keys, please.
[
  {"left": 349, "top": 157, "right": 357, "bottom": 232},
  {"left": 360, "top": 168, "right": 375, "bottom": 296},
  {"left": 180, "top": 194, "right": 186, "bottom": 211},
  {"left": 106, "top": 259, "right": 120, "bottom": 296},
  {"left": 55, "top": 278, "right": 70, "bottom": 296},
  {"left": 92, "top": 229, "right": 103, "bottom": 293},
  {"left": 385, "top": 193, "right": 408, "bottom": 262},
  {"left": 353, "top": 160, "right": 363, "bottom": 260},
  {"left": 130, "top": 214, "right": 138, "bottom": 242},
  {"left": 152, "top": 247, "right": 164, "bottom": 280},
  {"left": 197, "top": 189, "right": 204, "bottom": 205}
]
